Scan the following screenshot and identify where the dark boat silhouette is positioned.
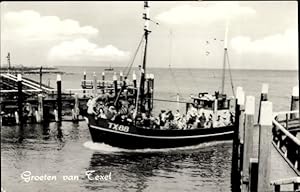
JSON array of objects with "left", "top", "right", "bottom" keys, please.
[{"left": 86, "top": 1, "right": 236, "bottom": 149}]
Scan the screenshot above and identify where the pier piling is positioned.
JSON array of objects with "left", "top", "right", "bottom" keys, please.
[
  {"left": 242, "top": 96, "right": 255, "bottom": 191},
  {"left": 257, "top": 101, "right": 273, "bottom": 192},
  {"left": 290, "top": 86, "right": 299, "bottom": 119},
  {"left": 102, "top": 72, "right": 105, "bottom": 94},
  {"left": 120, "top": 71, "right": 123, "bottom": 82},
  {"left": 17, "top": 74, "right": 24, "bottom": 142},
  {"left": 93, "top": 72, "right": 97, "bottom": 97},
  {"left": 56, "top": 74, "right": 62, "bottom": 123},
  {"left": 39, "top": 66, "right": 43, "bottom": 88},
  {"left": 231, "top": 96, "right": 240, "bottom": 192},
  {"left": 83, "top": 71, "right": 86, "bottom": 97},
  {"left": 257, "top": 83, "right": 269, "bottom": 124},
  {"left": 113, "top": 72, "right": 118, "bottom": 101}
]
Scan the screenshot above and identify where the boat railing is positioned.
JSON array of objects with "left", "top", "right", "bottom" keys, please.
[
  {"left": 81, "top": 79, "right": 134, "bottom": 89},
  {"left": 272, "top": 110, "right": 300, "bottom": 175}
]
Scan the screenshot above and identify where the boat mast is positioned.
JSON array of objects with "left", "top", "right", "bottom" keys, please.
[
  {"left": 221, "top": 20, "right": 229, "bottom": 95},
  {"left": 139, "top": 1, "right": 151, "bottom": 113}
]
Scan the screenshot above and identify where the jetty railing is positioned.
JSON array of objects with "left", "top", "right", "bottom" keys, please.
[
  {"left": 272, "top": 110, "right": 300, "bottom": 175},
  {"left": 271, "top": 177, "right": 300, "bottom": 192}
]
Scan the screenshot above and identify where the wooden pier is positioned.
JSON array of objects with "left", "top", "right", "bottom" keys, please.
[
  {"left": 231, "top": 85, "right": 300, "bottom": 192},
  {"left": 0, "top": 70, "right": 153, "bottom": 126}
]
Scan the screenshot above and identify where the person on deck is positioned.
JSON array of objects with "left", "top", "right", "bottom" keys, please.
[
  {"left": 159, "top": 110, "right": 167, "bottom": 127},
  {"left": 205, "top": 114, "right": 213, "bottom": 128},
  {"left": 198, "top": 113, "right": 206, "bottom": 128}
]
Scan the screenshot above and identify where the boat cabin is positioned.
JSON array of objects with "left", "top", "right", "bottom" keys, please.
[{"left": 189, "top": 92, "right": 231, "bottom": 112}]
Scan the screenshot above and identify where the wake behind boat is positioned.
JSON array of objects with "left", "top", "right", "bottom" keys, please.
[{"left": 85, "top": 1, "right": 237, "bottom": 149}]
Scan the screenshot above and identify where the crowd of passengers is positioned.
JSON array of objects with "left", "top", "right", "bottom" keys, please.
[{"left": 87, "top": 95, "right": 234, "bottom": 130}]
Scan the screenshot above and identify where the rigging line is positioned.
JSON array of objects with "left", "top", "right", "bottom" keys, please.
[
  {"left": 114, "top": 34, "right": 145, "bottom": 106},
  {"left": 226, "top": 50, "right": 235, "bottom": 97},
  {"left": 124, "top": 34, "right": 145, "bottom": 79}
]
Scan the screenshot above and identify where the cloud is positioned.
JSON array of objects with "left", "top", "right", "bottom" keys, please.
[
  {"left": 48, "top": 38, "right": 130, "bottom": 62},
  {"left": 230, "top": 28, "right": 298, "bottom": 55},
  {"left": 155, "top": 2, "right": 256, "bottom": 25},
  {"left": 2, "top": 10, "right": 98, "bottom": 41}
]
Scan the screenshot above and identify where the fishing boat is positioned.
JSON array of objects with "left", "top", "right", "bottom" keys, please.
[
  {"left": 104, "top": 65, "right": 114, "bottom": 71},
  {"left": 86, "top": 1, "right": 236, "bottom": 149}
]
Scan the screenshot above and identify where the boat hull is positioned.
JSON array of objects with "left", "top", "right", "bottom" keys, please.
[{"left": 87, "top": 116, "right": 234, "bottom": 149}]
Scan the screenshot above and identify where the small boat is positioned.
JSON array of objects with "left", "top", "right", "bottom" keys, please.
[
  {"left": 104, "top": 65, "right": 114, "bottom": 71},
  {"left": 86, "top": 1, "right": 236, "bottom": 149}
]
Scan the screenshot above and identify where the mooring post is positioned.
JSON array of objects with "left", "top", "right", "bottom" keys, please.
[
  {"left": 102, "top": 72, "right": 105, "bottom": 94},
  {"left": 39, "top": 66, "right": 42, "bottom": 88},
  {"left": 236, "top": 87, "right": 245, "bottom": 142},
  {"left": 72, "top": 93, "right": 79, "bottom": 122},
  {"left": 56, "top": 74, "right": 62, "bottom": 123},
  {"left": 120, "top": 71, "right": 123, "bottom": 82},
  {"left": 231, "top": 96, "right": 241, "bottom": 192},
  {"left": 290, "top": 86, "right": 299, "bottom": 119},
  {"left": 36, "top": 94, "right": 43, "bottom": 123},
  {"left": 113, "top": 72, "right": 118, "bottom": 101},
  {"left": 93, "top": 72, "right": 97, "bottom": 97},
  {"left": 17, "top": 74, "right": 24, "bottom": 141},
  {"left": 249, "top": 158, "right": 258, "bottom": 192},
  {"left": 83, "top": 71, "right": 86, "bottom": 97},
  {"left": 242, "top": 96, "right": 255, "bottom": 191},
  {"left": 257, "top": 101, "right": 273, "bottom": 192},
  {"left": 236, "top": 87, "right": 245, "bottom": 191},
  {"left": 257, "top": 83, "right": 268, "bottom": 124}
]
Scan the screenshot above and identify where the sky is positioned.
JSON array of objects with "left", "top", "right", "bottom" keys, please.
[{"left": 0, "top": 1, "right": 298, "bottom": 70}]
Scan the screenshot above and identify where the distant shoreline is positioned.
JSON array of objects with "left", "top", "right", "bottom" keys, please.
[
  {"left": 55, "top": 66, "right": 298, "bottom": 72},
  {"left": 0, "top": 66, "right": 64, "bottom": 74}
]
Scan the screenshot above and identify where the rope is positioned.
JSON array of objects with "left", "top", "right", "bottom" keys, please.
[
  {"left": 226, "top": 50, "right": 235, "bottom": 97},
  {"left": 124, "top": 34, "right": 145, "bottom": 78}
]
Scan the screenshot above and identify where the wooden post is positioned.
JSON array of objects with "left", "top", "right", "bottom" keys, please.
[
  {"left": 257, "top": 101, "right": 273, "bottom": 192},
  {"left": 17, "top": 74, "right": 24, "bottom": 141},
  {"left": 249, "top": 158, "right": 258, "bottom": 192},
  {"left": 56, "top": 74, "right": 62, "bottom": 124},
  {"left": 17, "top": 74, "right": 23, "bottom": 124},
  {"left": 83, "top": 71, "right": 86, "bottom": 97},
  {"left": 236, "top": 87, "right": 245, "bottom": 142},
  {"left": 290, "top": 86, "right": 299, "bottom": 119},
  {"left": 242, "top": 96, "right": 255, "bottom": 191},
  {"left": 113, "top": 72, "right": 118, "bottom": 101},
  {"left": 93, "top": 72, "right": 97, "bottom": 97},
  {"left": 120, "top": 71, "right": 123, "bottom": 82},
  {"left": 274, "top": 185, "right": 280, "bottom": 192},
  {"left": 37, "top": 94, "right": 43, "bottom": 123},
  {"left": 102, "top": 72, "right": 105, "bottom": 94},
  {"left": 231, "top": 97, "right": 241, "bottom": 192},
  {"left": 39, "top": 66, "right": 42, "bottom": 89},
  {"left": 257, "top": 83, "right": 268, "bottom": 124}
]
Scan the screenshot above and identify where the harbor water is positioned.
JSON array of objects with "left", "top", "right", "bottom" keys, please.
[{"left": 1, "top": 67, "right": 298, "bottom": 192}]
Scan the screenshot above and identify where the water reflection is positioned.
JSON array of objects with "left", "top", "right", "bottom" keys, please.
[{"left": 84, "top": 142, "right": 232, "bottom": 191}]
